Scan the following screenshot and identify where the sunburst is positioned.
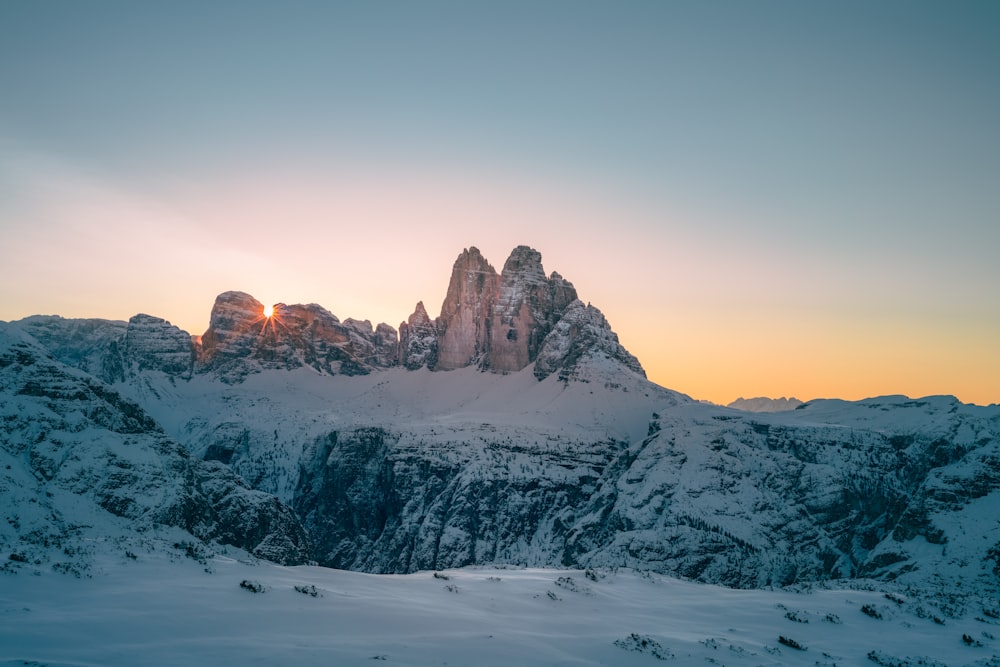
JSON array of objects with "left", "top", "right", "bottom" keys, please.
[{"left": 255, "top": 303, "right": 287, "bottom": 340}]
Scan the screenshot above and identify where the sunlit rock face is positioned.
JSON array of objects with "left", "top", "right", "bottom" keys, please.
[
  {"left": 196, "top": 291, "right": 399, "bottom": 380},
  {"left": 196, "top": 291, "right": 265, "bottom": 368},
  {"left": 421, "top": 245, "right": 597, "bottom": 377},
  {"left": 434, "top": 247, "right": 498, "bottom": 371},
  {"left": 486, "top": 246, "right": 578, "bottom": 373}
]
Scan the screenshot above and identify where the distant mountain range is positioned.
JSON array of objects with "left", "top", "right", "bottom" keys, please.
[
  {"left": 2, "top": 246, "right": 998, "bottom": 603},
  {"left": 727, "top": 396, "right": 805, "bottom": 412}
]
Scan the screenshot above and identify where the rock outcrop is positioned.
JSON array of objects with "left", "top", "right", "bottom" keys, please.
[
  {"left": 123, "top": 314, "right": 194, "bottom": 377},
  {"left": 434, "top": 247, "right": 498, "bottom": 370},
  {"left": 195, "top": 291, "right": 399, "bottom": 380},
  {"left": 13, "top": 313, "right": 195, "bottom": 381},
  {"left": 9, "top": 246, "right": 646, "bottom": 384},
  {"left": 534, "top": 300, "right": 645, "bottom": 380},
  {"left": 419, "top": 245, "right": 603, "bottom": 378},
  {"left": 398, "top": 301, "right": 438, "bottom": 370},
  {"left": 486, "top": 246, "right": 578, "bottom": 372}
]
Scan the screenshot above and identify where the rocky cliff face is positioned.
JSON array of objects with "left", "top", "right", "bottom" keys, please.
[
  {"left": 13, "top": 315, "right": 128, "bottom": 384},
  {"left": 435, "top": 247, "right": 498, "bottom": 370},
  {"left": 568, "top": 397, "right": 1000, "bottom": 591},
  {"left": 422, "top": 245, "right": 609, "bottom": 378},
  {"left": 172, "top": 369, "right": 999, "bottom": 595},
  {"left": 398, "top": 301, "right": 438, "bottom": 370},
  {"left": 196, "top": 291, "right": 399, "bottom": 381},
  {"left": 486, "top": 246, "right": 579, "bottom": 372},
  {"left": 14, "top": 313, "right": 194, "bottom": 382},
  {"left": 189, "top": 246, "right": 626, "bottom": 381},
  {"left": 123, "top": 314, "right": 194, "bottom": 377},
  {"left": 534, "top": 300, "right": 645, "bottom": 381}
]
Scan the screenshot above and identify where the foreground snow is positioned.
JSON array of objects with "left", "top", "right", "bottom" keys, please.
[{"left": 2, "top": 546, "right": 997, "bottom": 667}]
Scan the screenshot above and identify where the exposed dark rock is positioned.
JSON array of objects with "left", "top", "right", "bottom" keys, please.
[
  {"left": 534, "top": 300, "right": 644, "bottom": 381},
  {"left": 398, "top": 301, "right": 439, "bottom": 370}
]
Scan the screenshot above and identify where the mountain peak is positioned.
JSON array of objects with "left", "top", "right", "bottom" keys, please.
[
  {"left": 486, "top": 246, "right": 577, "bottom": 372},
  {"left": 10, "top": 246, "right": 643, "bottom": 383},
  {"left": 193, "top": 246, "right": 637, "bottom": 380},
  {"left": 435, "top": 247, "right": 499, "bottom": 370}
]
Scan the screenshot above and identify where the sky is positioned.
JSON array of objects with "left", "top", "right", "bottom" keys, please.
[{"left": 1, "top": 1, "right": 998, "bottom": 405}]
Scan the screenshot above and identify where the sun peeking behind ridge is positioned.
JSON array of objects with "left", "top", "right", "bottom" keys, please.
[{"left": 263, "top": 304, "right": 274, "bottom": 318}]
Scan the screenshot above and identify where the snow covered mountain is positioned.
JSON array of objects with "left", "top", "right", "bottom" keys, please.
[
  {"left": 3, "top": 246, "right": 999, "bottom": 605},
  {"left": 0, "top": 326, "right": 309, "bottom": 569}
]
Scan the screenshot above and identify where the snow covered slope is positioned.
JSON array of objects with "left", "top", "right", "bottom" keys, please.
[
  {"left": 0, "top": 324, "right": 309, "bottom": 568},
  {"left": 110, "top": 356, "right": 1000, "bottom": 598},
  {"left": 2, "top": 546, "right": 998, "bottom": 667}
]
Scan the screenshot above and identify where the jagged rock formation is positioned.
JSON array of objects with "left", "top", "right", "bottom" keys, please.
[
  {"left": 123, "top": 314, "right": 194, "bottom": 377},
  {"left": 486, "top": 246, "right": 578, "bottom": 372},
  {"left": 186, "top": 246, "right": 631, "bottom": 381},
  {"left": 534, "top": 300, "right": 645, "bottom": 381},
  {"left": 0, "top": 325, "right": 310, "bottom": 565},
  {"left": 430, "top": 245, "right": 582, "bottom": 374},
  {"left": 435, "top": 247, "right": 498, "bottom": 370},
  {"left": 397, "top": 301, "right": 438, "bottom": 370},
  {"left": 10, "top": 247, "right": 643, "bottom": 385},
  {"left": 196, "top": 291, "right": 399, "bottom": 381},
  {"left": 15, "top": 313, "right": 194, "bottom": 383}
]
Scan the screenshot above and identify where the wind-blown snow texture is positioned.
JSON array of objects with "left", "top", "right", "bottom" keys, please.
[
  {"left": 3, "top": 246, "right": 999, "bottom": 612},
  {"left": 4, "top": 552, "right": 999, "bottom": 667}
]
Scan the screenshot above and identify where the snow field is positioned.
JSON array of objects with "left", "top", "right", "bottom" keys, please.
[{"left": 2, "top": 550, "right": 996, "bottom": 667}]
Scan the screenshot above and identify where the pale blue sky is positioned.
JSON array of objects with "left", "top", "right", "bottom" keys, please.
[{"left": 2, "top": 1, "right": 998, "bottom": 403}]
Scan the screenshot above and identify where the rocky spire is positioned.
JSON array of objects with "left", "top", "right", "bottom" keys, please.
[
  {"left": 193, "top": 246, "right": 639, "bottom": 380},
  {"left": 398, "top": 301, "right": 438, "bottom": 370},
  {"left": 434, "top": 247, "right": 498, "bottom": 370},
  {"left": 485, "top": 246, "right": 578, "bottom": 372}
]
